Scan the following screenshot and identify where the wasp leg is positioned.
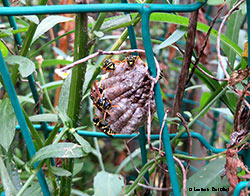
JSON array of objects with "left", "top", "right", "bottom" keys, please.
[
  {"left": 159, "top": 71, "right": 168, "bottom": 85},
  {"left": 103, "top": 112, "right": 107, "bottom": 121}
]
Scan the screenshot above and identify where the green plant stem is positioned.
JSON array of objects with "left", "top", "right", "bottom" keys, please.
[
  {"left": 123, "top": 156, "right": 162, "bottom": 195},
  {"left": 174, "top": 152, "right": 225, "bottom": 161},
  {"left": 53, "top": 127, "right": 69, "bottom": 144},
  {"left": 67, "top": 14, "right": 89, "bottom": 125},
  {"left": 89, "top": 0, "right": 113, "bottom": 39},
  {"left": 17, "top": 161, "right": 45, "bottom": 196},
  {"left": 171, "top": 87, "right": 228, "bottom": 145},
  {"left": 11, "top": 64, "right": 19, "bottom": 85},
  {"left": 61, "top": 7, "right": 89, "bottom": 195},
  {"left": 22, "top": 108, "right": 44, "bottom": 148},
  {"left": 115, "top": 141, "right": 160, "bottom": 174},
  {"left": 38, "top": 61, "right": 56, "bottom": 113},
  {"left": 20, "top": 23, "right": 38, "bottom": 57},
  {"left": 89, "top": 101, "right": 105, "bottom": 171},
  {"left": 45, "top": 123, "right": 61, "bottom": 145}
]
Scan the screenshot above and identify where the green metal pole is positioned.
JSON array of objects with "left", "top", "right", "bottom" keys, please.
[
  {"left": 138, "top": 127, "right": 150, "bottom": 195},
  {"left": 0, "top": 51, "right": 51, "bottom": 196},
  {"left": 140, "top": 8, "right": 181, "bottom": 196},
  {"left": 2, "top": 0, "right": 50, "bottom": 138}
]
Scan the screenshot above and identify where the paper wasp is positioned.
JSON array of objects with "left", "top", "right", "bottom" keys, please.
[
  {"left": 124, "top": 55, "right": 138, "bottom": 69},
  {"left": 102, "top": 58, "right": 120, "bottom": 72},
  {"left": 93, "top": 117, "right": 115, "bottom": 137},
  {"left": 90, "top": 81, "right": 117, "bottom": 120}
]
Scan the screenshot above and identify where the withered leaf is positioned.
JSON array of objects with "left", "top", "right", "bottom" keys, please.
[{"left": 228, "top": 67, "right": 250, "bottom": 86}]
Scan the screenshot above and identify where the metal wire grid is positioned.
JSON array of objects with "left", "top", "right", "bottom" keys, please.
[{"left": 0, "top": 0, "right": 249, "bottom": 195}]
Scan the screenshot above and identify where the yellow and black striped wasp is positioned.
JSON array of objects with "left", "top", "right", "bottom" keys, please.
[
  {"left": 124, "top": 55, "right": 138, "bottom": 69},
  {"left": 90, "top": 81, "right": 116, "bottom": 120},
  {"left": 93, "top": 117, "right": 115, "bottom": 137},
  {"left": 101, "top": 58, "right": 120, "bottom": 72}
]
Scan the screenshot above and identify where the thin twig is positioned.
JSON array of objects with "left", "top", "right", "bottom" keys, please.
[
  {"left": 175, "top": 44, "right": 227, "bottom": 82},
  {"left": 186, "top": 3, "right": 225, "bottom": 84},
  {"left": 56, "top": 49, "right": 146, "bottom": 73},
  {"left": 158, "top": 110, "right": 169, "bottom": 154},
  {"left": 124, "top": 141, "right": 150, "bottom": 185},
  {"left": 146, "top": 56, "right": 162, "bottom": 154},
  {"left": 173, "top": 156, "right": 187, "bottom": 196},
  {"left": 124, "top": 141, "right": 141, "bottom": 174},
  {"left": 176, "top": 113, "right": 192, "bottom": 171},
  {"left": 118, "top": 174, "right": 127, "bottom": 196},
  {"left": 216, "top": 0, "right": 246, "bottom": 80},
  {"left": 136, "top": 182, "right": 172, "bottom": 191},
  {"left": 0, "top": 38, "right": 15, "bottom": 55}
]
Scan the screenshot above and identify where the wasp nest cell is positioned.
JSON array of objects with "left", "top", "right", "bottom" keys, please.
[{"left": 92, "top": 56, "right": 156, "bottom": 135}]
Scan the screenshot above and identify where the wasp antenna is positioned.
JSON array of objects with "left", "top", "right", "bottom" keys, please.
[
  {"left": 159, "top": 71, "right": 168, "bottom": 85},
  {"left": 90, "top": 87, "right": 97, "bottom": 100}
]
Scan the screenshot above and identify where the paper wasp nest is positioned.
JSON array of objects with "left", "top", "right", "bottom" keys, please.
[{"left": 92, "top": 56, "right": 156, "bottom": 134}]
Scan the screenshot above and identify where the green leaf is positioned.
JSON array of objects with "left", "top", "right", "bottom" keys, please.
[
  {"left": 222, "top": 5, "right": 244, "bottom": 66},
  {"left": 0, "top": 156, "right": 17, "bottom": 196},
  {"left": 56, "top": 106, "right": 72, "bottom": 127},
  {"left": 0, "top": 98, "right": 16, "bottom": 151},
  {"left": 71, "top": 189, "right": 90, "bottom": 196},
  {"left": 25, "top": 80, "right": 63, "bottom": 98},
  {"left": 149, "top": 13, "right": 244, "bottom": 58},
  {"left": 22, "top": 182, "right": 42, "bottom": 196},
  {"left": 50, "top": 166, "right": 72, "bottom": 177},
  {"left": 72, "top": 132, "right": 91, "bottom": 154},
  {"left": 0, "top": 40, "right": 8, "bottom": 57},
  {"left": 35, "top": 59, "right": 72, "bottom": 68},
  {"left": 58, "top": 72, "right": 71, "bottom": 113},
  {"left": 197, "top": 92, "right": 211, "bottom": 114},
  {"left": 210, "top": 107, "right": 233, "bottom": 118},
  {"left": 93, "top": 30, "right": 104, "bottom": 38},
  {"left": 18, "top": 96, "right": 35, "bottom": 104},
  {"left": 101, "top": 14, "right": 131, "bottom": 31},
  {"left": 154, "top": 28, "right": 186, "bottom": 52},
  {"left": 192, "top": 62, "right": 235, "bottom": 113},
  {"left": 5, "top": 151, "right": 22, "bottom": 191},
  {"left": 0, "top": 28, "right": 13, "bottom": 36},
  {"left": 82, "top": 63, "right": 97, "bottom": 97},
  {"left": 73, "top": 159, "right": 84, "bottom": 176},
  {"left": 32, "top": 15, "right": 73, "bottom": 44},
  {"left": 186, "top": 158, "right": 230, "bottom": 196},
  {"left": 207, "top": 0, "right": 224, "bottom": 5},
  {"left": 5, "top": 55, "right": 35, "bottom": 77},
  {"left": 31, "top": 142, "right": 86, "bottom": 165},
  {"left": 93, "top": 171, "right": 124, "bottom": 196},
  {"left": 29, "top": 114, "right": 58, "bottom": 122},
  {"left": 23, "top": 15, "right": 39, "bottom": 24}
]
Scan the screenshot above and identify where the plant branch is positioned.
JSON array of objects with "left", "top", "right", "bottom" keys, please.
[
  {"left": 186, "top": 3, "right": 225, "bottom": 84},
  {"left": 170, "top": 10, "right": 199, "bottom": 133}
]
